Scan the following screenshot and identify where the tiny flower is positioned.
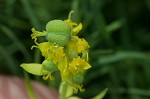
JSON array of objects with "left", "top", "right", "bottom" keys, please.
[
  {"left": 67, "top": 36, "right": 89, "bottom": 61},
  {"left": 69, "top": 57, "right": 91, "bottom": 75},
  {"left": 53, "top": 46, "right": 65, "bottom": 64},
  {"left": 71, "top": 36, "right": 90, "bottom": 53},
  {"left": 37, "top": 42, "right": 53, "bottom": 58},
  {"left": 74, "top": 36, "right": 90, "bottom": 53}
]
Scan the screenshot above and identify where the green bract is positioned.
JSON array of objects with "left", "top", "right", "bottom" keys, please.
[
  {"left": 46, "top": 20, "right": 71, "bottom": 46},
  {"left": 21, "top": 63, "right": 45, "bottom": 75}
]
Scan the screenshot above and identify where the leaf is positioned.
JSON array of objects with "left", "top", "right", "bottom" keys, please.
[
  {"left": 99, "top": 51, "right": 147, "bottom": 64},
  {"left": 20, "top": 63, "right": 43, "bottom": 75},
  {"left": 92, "top": 88, "right": 108, "bottom": 99}
]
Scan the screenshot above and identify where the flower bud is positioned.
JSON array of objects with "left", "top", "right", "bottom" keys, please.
[
  {"left": 73, "top": 73, "right": 84, "bottom": 84},
  {"left": 42, "top": 60, "right": 58, "bottom": 72}
]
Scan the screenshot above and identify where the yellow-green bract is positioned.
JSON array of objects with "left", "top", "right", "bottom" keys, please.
[{"left": 46, "top": 20, "right": 71, "bottom": 46}]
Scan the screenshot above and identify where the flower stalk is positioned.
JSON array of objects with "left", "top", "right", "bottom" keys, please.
[{"left": 59, "top": 83, "right": 68, "bottom": 99}]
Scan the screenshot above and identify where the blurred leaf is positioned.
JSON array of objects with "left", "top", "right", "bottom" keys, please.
[
  {"left": 0, "top": 25, "right": 32, "bottom": 61},
  {"left": 106, "top": 19, "right": 124, "bottom": 33},
  {"left": 99, "top": 51, "right": 148, "bottom": 64},
  {"left": 0, "top": 46, "right": 18, "bottom": 74},
  {"left": 92, "top": 88, "right": 108, "bottom": 99}
]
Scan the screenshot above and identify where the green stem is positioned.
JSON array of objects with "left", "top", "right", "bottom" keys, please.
[
  {"left": 24, "top": 71, "right": 37, "bottom": 99},
  {"left": 59, "top": 83, "right": 68, "bottom": 99}
]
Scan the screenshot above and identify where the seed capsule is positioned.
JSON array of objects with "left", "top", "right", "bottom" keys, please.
[{"left": 46, "top": 20, "right": 71, "bottom": 46}]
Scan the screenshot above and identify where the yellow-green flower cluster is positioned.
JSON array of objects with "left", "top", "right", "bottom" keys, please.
[{"left": 21, "top": 11, "right": 91, "bottom": 92}]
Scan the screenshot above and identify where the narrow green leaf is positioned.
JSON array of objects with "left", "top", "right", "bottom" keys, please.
[
  {"left": 106, "top": 19, "right": 124, "bottom": 33},
  {"left": 99, "top": 51, "right": 148, "bottom": 64},
  {"left": 92, "top": 88, "right": 108, "bottom": 99}
]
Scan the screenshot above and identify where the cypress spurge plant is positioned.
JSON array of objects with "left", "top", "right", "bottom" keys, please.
[{"left": 21, "top": 11, "right": 107, "bottom": 99}]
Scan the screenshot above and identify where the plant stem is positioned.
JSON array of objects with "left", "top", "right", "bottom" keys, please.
[
  {"left": 24, "top": 71, "right": 36, "bottom": 99},
  {"left": 59, "top": 83, "right": 68, "bottom": 99}
]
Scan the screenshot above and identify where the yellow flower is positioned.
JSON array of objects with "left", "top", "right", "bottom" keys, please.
[
  {"left": 73, "top": 36, "right": 90, "bottom": 53},
  {"left": 32, "top": 42, "right": 66, "bottom": 63},
  {"left": 53, "top": 46, "right": 65, "bottom": 64},
  {"left": 69, "top": 57, "right": 91, "bottom": 75},
  {"left": 38, "top": 42, "right": 54, "bottom": 58},
  {"left": 67, "top": 36, "right": 89, "bottom": 62}
]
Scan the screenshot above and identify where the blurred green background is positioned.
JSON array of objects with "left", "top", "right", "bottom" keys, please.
[{"left": 1, "top": 0, "right": 150, "bottom": 99}]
